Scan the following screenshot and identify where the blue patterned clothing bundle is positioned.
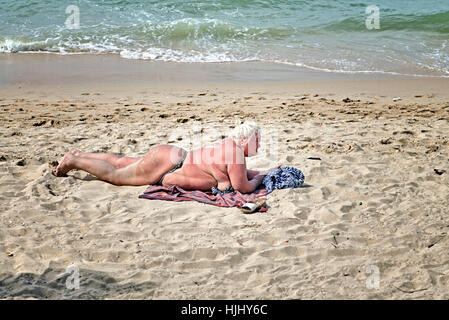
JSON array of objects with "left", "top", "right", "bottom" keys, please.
[{"left": 262, "top": 166, "right": 305, "bottom": 193}]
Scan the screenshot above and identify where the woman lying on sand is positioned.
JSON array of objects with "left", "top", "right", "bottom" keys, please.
[{"left": 54, "top": 121, "right": 278, "bottom": 193}]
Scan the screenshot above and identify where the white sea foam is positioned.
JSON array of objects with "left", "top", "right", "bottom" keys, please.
[
  {"left": 272, "top": 60, "right": 449, "bottom": 78},
  {"left": 119, "top": 47, "right": 258, "bottom": 63},
  {"left": 0, "top": 38, "right": 50, "bottom": 52}
]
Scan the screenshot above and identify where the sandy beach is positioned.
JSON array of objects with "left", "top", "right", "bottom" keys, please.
[{"left": 1, "top": 53, "right": 449, "bottom": 299}]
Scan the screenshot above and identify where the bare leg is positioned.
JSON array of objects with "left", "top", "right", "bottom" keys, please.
[
  {"left": 70, "top": 150, "right": 141, "bottom": 168},
  {"left": 55, "top": 145, "right": 186, "bottom": 186},
  {"left": 55, "top": 153, "right": 149, "bottom": 186}
]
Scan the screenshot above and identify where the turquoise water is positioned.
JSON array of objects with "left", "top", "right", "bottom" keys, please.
[{"left": 1, "top": 0, "right": 448, "bottom": 76}]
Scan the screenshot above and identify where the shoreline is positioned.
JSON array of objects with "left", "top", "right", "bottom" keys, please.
[
  {"left": 1, "top": 52, "right": 397, "bottom": 87},
  {"left": 2, "top": 53, "right": 449, "bottom": 104}
]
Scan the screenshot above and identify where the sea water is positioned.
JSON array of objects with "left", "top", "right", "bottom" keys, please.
[{"left": 1, "top": 0, "right": 448, "bottom": 77}]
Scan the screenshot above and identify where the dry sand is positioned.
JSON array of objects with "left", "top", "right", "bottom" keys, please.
[{"left": 1, "top": 54, "right": 449, "bottom": 299}]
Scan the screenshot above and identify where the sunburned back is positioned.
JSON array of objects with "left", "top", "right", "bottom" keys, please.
[{"left": 162, "top": 138, "right": 239, "bottom": 191}]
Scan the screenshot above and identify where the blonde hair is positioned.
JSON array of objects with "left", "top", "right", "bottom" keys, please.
[{"left": 230, "top": 120, "right": 260, "bottom": 142}]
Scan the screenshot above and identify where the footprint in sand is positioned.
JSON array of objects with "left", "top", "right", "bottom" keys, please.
[{"left": 321, "top": 187, "right": 331, "bottom": 200}]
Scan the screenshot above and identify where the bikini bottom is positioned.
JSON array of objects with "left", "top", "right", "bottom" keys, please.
[{"left": 157, "top": 151, "right": 187, "bottom": 186}]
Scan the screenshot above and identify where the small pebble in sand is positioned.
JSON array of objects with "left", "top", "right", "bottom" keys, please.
[{"left": 393, "top": 97, "right": 402, "bottom": 101}]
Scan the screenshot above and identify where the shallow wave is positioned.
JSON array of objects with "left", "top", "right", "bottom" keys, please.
[
  {"left": 118, "top": 18, "right": 295, "bottom": 43},
  {"left": 0, "top": 17, "right": 294, "bottom": 53},
  {"left": 274, "top": 60, "right": 449, "bottom": 78},
  {"left": 119, "top": 48, "right": 258, "bottom": 63},
  {"left": 0, "top": 38, "right": 52, "bottom": 53},
  {"left": 321, "top": 11, "right": 449, "bottom": 33}
]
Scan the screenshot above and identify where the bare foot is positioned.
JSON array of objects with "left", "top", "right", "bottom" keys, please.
[{"left": 54, "top": 152, "right": 75, "bottom": 176}]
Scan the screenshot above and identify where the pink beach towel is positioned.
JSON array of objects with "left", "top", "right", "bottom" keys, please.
[{"left": 139, "top": 185, "right": 269, "bottom": 212}]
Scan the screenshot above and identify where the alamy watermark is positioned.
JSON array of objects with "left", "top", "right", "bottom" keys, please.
[
  {"left": 365, "top": 265, "right": 380, "bottom": 289},
  {"left": 365, "top": 5, "right": 380, "bottom": 30},
  {"left": 65, "top": 264, "right": 80, "bottom": 290},
  {"left": 65, "top": 5, "right": 80, "bottom": 29}
]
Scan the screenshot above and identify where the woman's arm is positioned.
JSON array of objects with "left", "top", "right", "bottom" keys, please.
[
  {"left": 247, "top": 169, "right": 261, "bottom": 179},
  {"left": 227, "top": 148, "right": 267, "bottom": 193},
  {"left": 230, "top": 167, "right": 265, "bottom": 193},
  {"left": 247, "top": 166, "right": 281, "bottom": 179}
]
